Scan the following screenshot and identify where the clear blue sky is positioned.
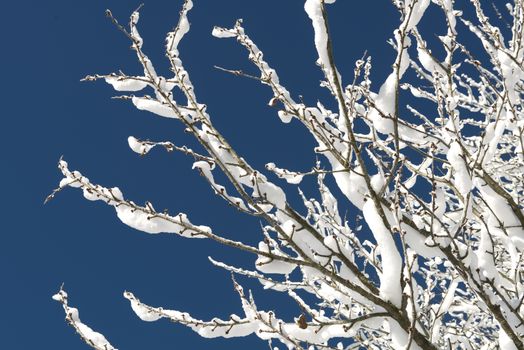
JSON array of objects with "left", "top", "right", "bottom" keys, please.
[{"left": 2, "top": 1, "right": 411, "bottom": 349}]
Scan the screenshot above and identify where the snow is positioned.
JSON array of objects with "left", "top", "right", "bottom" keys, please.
[
  {"left": 116, "top": 205, "right": 171, "bottom": 234},
  {"left": 124, "top": 291, "right": 262, "bottom": 339},
  {"left": 475, "top": 177, "right": 524, "bottom": 250},
  {"left": 57, "top": 160, "right": 211, "bottom": 238},
  {"left": 69, "top": 309, "right": 115, "bottom": 348},
  {"left": 127, "top": 293, "right": 162, "bottom": 322},
  {"left": 403, "top": 225, "right": 445, "bottom": 259},
  {"left": 266, "top": 162, "right": 304, "bottom": 184},
  {"left": 52, "top": 0, "right": 524, "bottom": 348},
  {"left": 447, "top": 141, "right": 472, "bottom": 198},
  {"left": 440, "top": 280, "right": 458, "bottom": 314},
  {"left": 127, "top": 136, "right": 153, "bottom": 155},
  {"left": 368, "top": 35, "right": 411, "bottom": 136},
  {"left": 53, "top": 289, "right": 117, "bottom": 350},
  {"left": 131, "top": 96, "right": 181, "bottom": 119},
  {"left": 114, "top": 205, "right": 211, "bottom": 237},
  {"left": 192, "top": 160, "right": 248, "bottom": 210},
  {"left": 367, "top": 0, "right": 430, "bottom": 138},
  {"left": 277, "top": 110, "right": 293, "bottom": 124},
  {"left": 254, "top": 178, "right": 287, "bottom": 210},
  {"left": 166, "top": 0, "right": 193, "bottom": 56},
  {"left": 370, "top": 173, "right": 385, "bottom": 193},
  {"left": 331, "top": 164, "right": 367, "bottom": 209},
  {"left": 389, "top": 319, "right": 422, "bottom": 350},
  {"left": 323, "top": 235, "right": 339, "bottom": 252},
  {"left": 362, "top": 199, "right": 402, "bottom": 307},
  {"left": 403, "top": 0, "right": 430, "bottom": 32},
  {"left": 417, "top": 43, "right": 445, "bottom": 76},
  {"left": 440, "top": 0, "right": 457, "bottom": 33},
  {"left": 130, "top": 11, "right": 143, "bottom": 48},
  {"left": 304, "top": 0, "right": 338, "bottom": 87},
  {"left": 475, "top": 225, "right": 499, "bottom": 283},
  {"left": 499, "top": 328, "right": 518, "bottom": 350},
  {"left": 211, "top": 26, "right": 236, "bottom": 38},
  {"left": 255, "top": 241, "right": 297, "bottom": 275},
  {"left": 370, "top": 74, "right": 397, "bottom": 134},
  {"left": 482, "top": 119, "right": 506, "bottom": 166},
  {"left": 105, "top": 76, "right": 148, "bottom": 92},
  {"left": 498, "top": 48, "right": 524, "bottom": 105}
]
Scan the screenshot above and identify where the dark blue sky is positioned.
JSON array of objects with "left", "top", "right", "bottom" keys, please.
[{"left": 2, "top": 1, "right": 407, "bottom": 349}]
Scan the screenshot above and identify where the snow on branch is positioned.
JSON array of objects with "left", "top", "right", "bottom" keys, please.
[
  {"left": 304, "top": 0, "right": 339, "bottom": 92},
  {"left": 124, "top": 279, "right": 382, "bottom": 348},
  {"left": 50, "top": 0, "right": 524, "bottom": 348},
  {"left": 53, "top": 288, "right": 118, "bottom": 350},
  {"left": 48, "top": 159, "right": 211, "bottom": 237}
]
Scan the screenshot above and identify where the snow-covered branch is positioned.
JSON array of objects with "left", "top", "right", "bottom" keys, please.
[
  {"left": 50, "top": 0, "right": 524, "bottom": 348},
  {"left": 53, "top": 288, "right": 117, "bottom": 350}
]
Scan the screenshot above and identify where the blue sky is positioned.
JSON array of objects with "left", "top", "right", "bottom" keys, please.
[{"left": 2, "top": 1, "right": 405, "bottom": 349}]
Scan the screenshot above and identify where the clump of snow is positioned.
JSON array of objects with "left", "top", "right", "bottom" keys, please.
[
  {"left": 57, "top": 159, "right": 211, "bottom": 238},
  {"left": 166, "top": 0, "right": 193, "bottom": 56},
  {"left": 255, "top": 241, "right": 296, "bottom": 275},
  {"left": 330, "top": 164, "right": 367, "bottom": 209},
  {"left": 132, "top": 97, "right": 179, "bottom": 119},
  {"left": 497, "top": 49, "right": 524, "bottom": 105},
  {"left": 127, "top": 293, "right": 162, "bottom": 322},
  {"left": 323, "top": 235, "right": 339, "bottom": 252},
  {"left": 251, "top": 174, "right": 287, "bottom": 210},
  {"left": 474, "top": 178, "right": 524, "bottom": 250},
  {"left": 304, "top": 0, "right": 338, "bottom": 86},
  {"left": 266, "top": 162, "right": 304, "bottom": 184},
  {"left": 417, "top": 42, "right": 445, "bottom": 76},
  {"left": 53, "top": 288, "right": 117, "bottom": 350},
  {"left": 363, "top": 199, "right": 402, "bottom": 307},
  {"left": 193, "top": 160, "right": 248, "bottom": 210},
  {"left": 124, "top": 291, "right": 259, "bottom": 339},
  {"left": 499, "top": 328, "right": 518, "bottom": 350},
  {"left": 127, "top": 136, "right": 153, "bottom": 155},
  {"left": 105, "top": 75, "right": 148, "bottom": 92},
  {"left": 404, "top": 0, "right": 430, "bottom": 32},
  {"left": 446, "top": 141, "right": 472, "bottom": 198},
  {"left": 212, "top": 26, "right": 236, "bottom": 38},
  {"left": 277, "top": 110, "right": 293, "bottom": 123}
]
